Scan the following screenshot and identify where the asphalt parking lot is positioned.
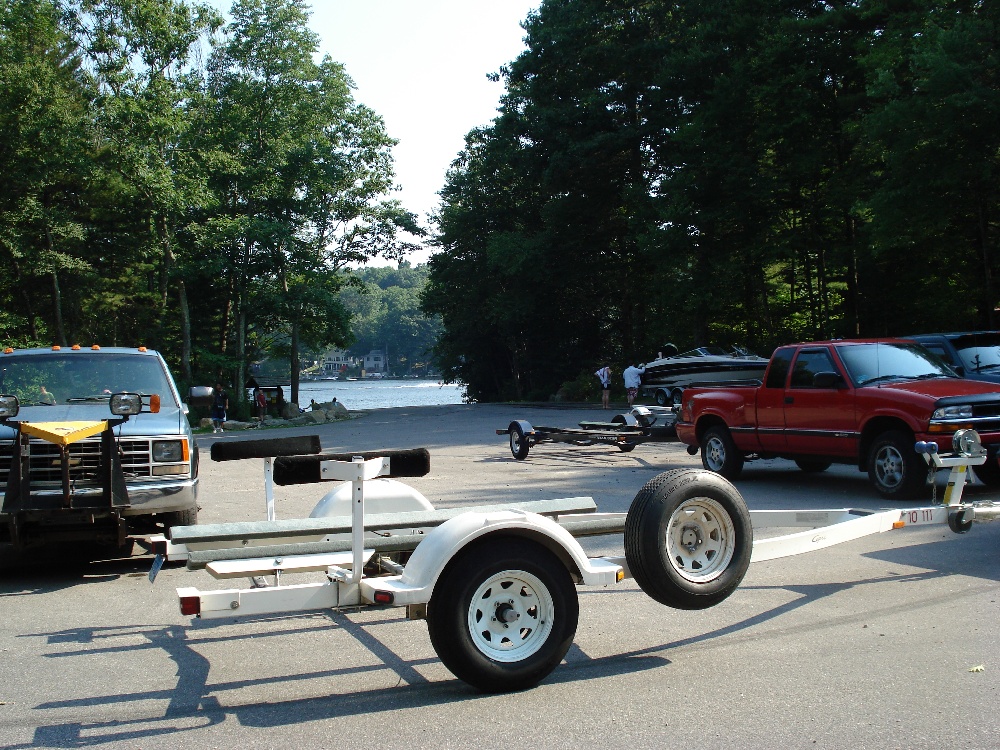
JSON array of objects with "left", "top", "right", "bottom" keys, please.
[{"left": 1, "top": 402, "right": 998, "bottom": 749}]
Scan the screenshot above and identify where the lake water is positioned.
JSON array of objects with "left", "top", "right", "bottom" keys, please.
[{"left": 286, "top": 379, "right": 467, "bottom": 411}]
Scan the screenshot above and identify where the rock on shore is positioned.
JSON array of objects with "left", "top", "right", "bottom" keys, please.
[{"left": 199, "top": 399, "right": 351, "bottom": 431}]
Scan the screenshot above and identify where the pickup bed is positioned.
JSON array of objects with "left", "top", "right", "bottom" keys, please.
[{"left": 675, "top": 339, "right": 1000, "bottom": 498}]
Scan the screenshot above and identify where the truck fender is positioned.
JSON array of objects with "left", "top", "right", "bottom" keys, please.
[{"left": 360, "top": 510, "right": 621, "bottom": 606}]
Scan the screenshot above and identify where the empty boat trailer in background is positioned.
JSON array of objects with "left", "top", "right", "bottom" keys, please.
[{"left": 153, "top": 430, "right": 1000, "bottom": 693}]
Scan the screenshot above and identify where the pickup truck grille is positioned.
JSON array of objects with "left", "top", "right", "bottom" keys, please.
[
  {"left": 0, "top": 437, "right": 153, "bottom": 488},
  {"left": 972, "top": 403, "right": 1000, "bottom": 418}
]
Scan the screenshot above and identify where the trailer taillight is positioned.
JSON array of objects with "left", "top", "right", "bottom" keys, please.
[
  {"left": 179, "top": 595, "right": 201, "bottom": 616},
  {"left": 372, "top": 590, "right": 394, "bottom": 605}
]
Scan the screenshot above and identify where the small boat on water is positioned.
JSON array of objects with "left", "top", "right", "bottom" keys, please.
[{"left": 640, "top": 345, "right": 769, "bottom": 405}]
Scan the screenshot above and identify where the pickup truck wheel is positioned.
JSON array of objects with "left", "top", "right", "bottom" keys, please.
[
  {"left": 427, "top": 537, "right": 578, "bottom": 692},
  {"left": 701, "top": 425, "right": 744, "bottom": 479},
  {"left": 868, "top": 430, "right": 926, "bottom": 499},
  {"left": 508, "top": 421, "right": 530, "bottom": 460},
  {"left": 794, "top": 460, "right": 831, "bottom": 473},
  {"left": 625, "top": 468, "right": 752, "bottom": 610},
  {"left": 972, "top": 457, "right": 1000, "bottom": 487},
  {"left": 165, "top": 507, "right": 198, "bottom": 529}
]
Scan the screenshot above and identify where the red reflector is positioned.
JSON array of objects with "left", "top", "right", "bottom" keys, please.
[
  {"left": 373, "top": 590, "right": 394, "bottom": 605},
  {"left": 180, "top": 596, "right": 201, "bottom": 616}
]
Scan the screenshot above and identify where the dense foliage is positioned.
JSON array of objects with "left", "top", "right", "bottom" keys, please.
[
  {"left": 0, "top": 0, "right": 420, "bottom": 405},
  {"left": 425, "top": 0, "right": 1000, "bottom": 402}
]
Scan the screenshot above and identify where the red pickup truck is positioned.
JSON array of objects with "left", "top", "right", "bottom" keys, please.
[{"left": 675, "top": 339, "right": 1000, "bottom": 498}]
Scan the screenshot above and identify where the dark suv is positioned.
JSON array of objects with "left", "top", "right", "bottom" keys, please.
[{"left": 906, "top": 332, "right": 1000, "bottom": 385}]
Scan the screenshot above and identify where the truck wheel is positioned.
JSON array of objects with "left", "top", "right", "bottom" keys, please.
[
  {"left": 655, "top": 389, "right": 669, "bottom": 407},
  {"left": 794, "top": 460, "right": 831, "bottom": 473},
  {"left": 972, "top": 458, "right": 1000, "bottom": 487},
  {"left": 427, "top": 537, "right": 578, "bottom": 692},
  {"left": 508, "top": 421, "right": 530, "bottom": 460},
  {"left": 165, "top": 507, "right": 198, "bottom": 529},
  {"left": 868, "top": 430, "right": 926, "bottom": 499},
  {"left": 625, "top": 469, "right": 752, "bottom": 610},
  {"left": 701, "top": 425, "right": 744, "bottom": 479}
]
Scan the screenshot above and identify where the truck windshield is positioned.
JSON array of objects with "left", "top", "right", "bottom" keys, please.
[
  {"left": 950, "top": 334, "right": 1000, "bottom": 372},
  {"left": 0, "top": 352, "right": 177, "bottom": 407},
  {"left": 838, "top": 343, "right": 956, "bottom": 386}
]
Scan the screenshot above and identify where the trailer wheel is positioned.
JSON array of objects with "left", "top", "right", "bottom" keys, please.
[
  {"left": 670, "top": 389, "right": 684, "bottom": 407},
  {"left": 508, "top": 421, "right": 530, "bottom": 460},
  {"left": 700, "top": 425, "right": 744, "bottom": 479},
  {"left": 617, "top": 443, "right": 636, "bottom": 452},
  {"left": 867, "top": 430, "right": 926, "bottom": 499},
  {"left": 625, "top": 469, "right": 752, "bottom": 610},
  {"left": 427, "top": 537, "right": 578, "bottom": 692},
  {"left": 655, "top": 389, "right": 669, "bottom": 407}
]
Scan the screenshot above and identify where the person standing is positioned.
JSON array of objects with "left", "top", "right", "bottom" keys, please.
[
  {"left": 622, "top": 363, "right": 646, "bottom": 407},
  {"left": 211, "top": 382, "right": 229, "bottom": 433},
  {"left": 254, "top": 387, "right": 267, "bottom": 423},
  {"left": 594, "top": 365, "right": 611, "bottom": 409}
]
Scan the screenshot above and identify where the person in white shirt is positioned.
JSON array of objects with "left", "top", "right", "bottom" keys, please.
[
  {"left": 594, "top": 365, "right": 611, "bottom": 409},
  {"left": 622, "top": 364, "right": 646, "bottom": 406}
]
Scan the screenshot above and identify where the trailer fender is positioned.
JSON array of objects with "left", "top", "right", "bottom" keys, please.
[{"left": 360, "top": 510, "right": 622, "bottom": 606}]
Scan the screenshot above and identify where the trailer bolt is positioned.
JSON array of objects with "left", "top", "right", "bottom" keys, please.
[{"left": 229, "top": 600, "right": 239, "bottom": 609}]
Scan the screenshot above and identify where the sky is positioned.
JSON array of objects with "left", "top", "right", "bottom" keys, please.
[{"left": 304, "top": 1, "right": 541, "bottom": 265}]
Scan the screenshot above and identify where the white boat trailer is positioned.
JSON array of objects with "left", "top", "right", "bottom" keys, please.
[{"left": 154, "top": 431, "right": 1000, "bottom": 692}]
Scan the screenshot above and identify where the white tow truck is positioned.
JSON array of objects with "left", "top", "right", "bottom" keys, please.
[{"left": 152, "top": 429, "right": 1000, "bottom": 693}]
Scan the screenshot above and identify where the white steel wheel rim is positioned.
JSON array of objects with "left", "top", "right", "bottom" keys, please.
[
  {"left": 875, "top": 445, "right": 904, "bottom": 488},
  {"left": 510, "top": 431, "right": 522, "bottom": 453},
  {"left": 665, "top": 496, "right": 736, "bottom": 583},
  {"left": 704, "top": 436, "right": 727, "bottom": 471},
  {"left": 467, "top": 569, "right": 555, "bottom": 663}
]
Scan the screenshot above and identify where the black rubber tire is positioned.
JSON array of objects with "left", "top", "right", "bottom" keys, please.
[
  {"left": 972, "top": 457, "right": 1000, "bottom": 487},
  {"left": 165, "top": 507, "right": 198, "bottom": 530},
  {"left": 508, "top": 422, "right": 529, "bottom": 460},
  {"left": 795, "top": 460, "right": 831, "bottom": 473},
  {"left": 625, "top": 468, "right": 752, "bottom": 610},
  {"left": 700, "top": 425, "right": 745, "bottom": 480},
  {"left": 867, "top": 429, "right": 927, "bottom": 500},
  {"left": 655, "top": 389, "right": 669, "bottom": 407},
  {"left": 617, "top": 443, "right": 636, "bottom": 452},
  {"left": 427, "top": 536, "right": 578, "bottom": 692},
  {"left": 670, "top": 389, "right": 684, "bottom": 407}
]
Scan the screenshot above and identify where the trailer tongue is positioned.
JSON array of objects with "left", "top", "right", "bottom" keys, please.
[{"left": 154, "top": 430, "right": 999, "bottom": 693}]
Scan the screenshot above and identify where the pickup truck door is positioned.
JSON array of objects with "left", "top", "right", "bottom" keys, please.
[
  {"left": 755, "top": 346, "right": 795, "bottom": 452},
  {"left": 782, "top": 347, "right": 856, "bottom": 457}
]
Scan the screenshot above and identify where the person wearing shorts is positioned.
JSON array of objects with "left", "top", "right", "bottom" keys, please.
[
  {"left": 622, "top": 364, "right": 646, "bottom": 407},
  {"left": 594, "top": 365, "right": 611, "bottom": 409}
]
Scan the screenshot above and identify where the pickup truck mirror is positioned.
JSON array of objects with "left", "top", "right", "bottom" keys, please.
[{"left": 812, "top": 371, "right": 845, "bottom": 389}]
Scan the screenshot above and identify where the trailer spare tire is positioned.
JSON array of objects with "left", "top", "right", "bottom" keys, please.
[{"left": 624, "top": 469, "right": 752, "bottom": 610}]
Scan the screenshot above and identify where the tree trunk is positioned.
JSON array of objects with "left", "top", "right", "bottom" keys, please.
[{"left": 179, "top": 279, "right": 192, "bottom": 382}]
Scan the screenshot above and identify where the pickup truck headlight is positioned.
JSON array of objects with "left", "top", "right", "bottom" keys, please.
[
  {"left": 152, "top": 440, "right": 185, "bottom": 462},
  {"left": 932, "top": 405, "right": 973, "bottom": 420}
]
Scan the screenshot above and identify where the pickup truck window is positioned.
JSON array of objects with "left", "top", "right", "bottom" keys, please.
[
  {"left": 837, "top": 342, "right": 953, "bottom": 385},
  {"left": 790, "top": 349, "right": 837, "bottom": 388},
  {"left": 765, "top": 347, "right": 795, "bottom": 388},
  {"left": 0, "top": 352, "right": 177, "bottom": 406}
]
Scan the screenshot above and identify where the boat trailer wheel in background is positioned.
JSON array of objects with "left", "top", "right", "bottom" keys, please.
[
  {"left": 655, "top": 389, "right": 669, "bottom": 407},
  {"left": 624, "top": 468, "right": 752, "bottom": 610},
  {"left": 427, "top": 536, "right": 579, "bottom": 693},
  {"left": 507, "top": 420, "right": 532, "bottom": 460}
]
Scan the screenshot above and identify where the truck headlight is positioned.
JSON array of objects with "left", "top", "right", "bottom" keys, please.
[
  {"left": 0, "top": 394, "right": 19, "bottom": 419},
  {"left": 932, "top": 405, "right": 973, "bottom": 420},
  {"left": 153, "top": 440, "right": 185, "bottom": 462}
]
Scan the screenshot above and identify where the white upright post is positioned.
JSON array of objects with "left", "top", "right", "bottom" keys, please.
[
  {"left": 349, "top": 456, "right": 365, "bottom": 584},
  {"left": 263, "top": 457, "right": 275, "bottom": 521}
]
